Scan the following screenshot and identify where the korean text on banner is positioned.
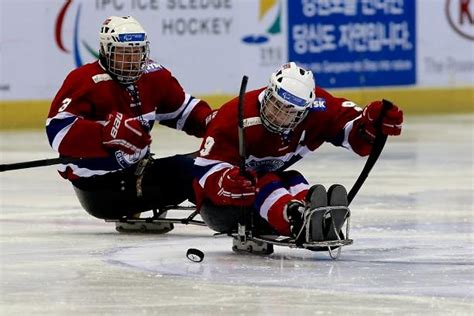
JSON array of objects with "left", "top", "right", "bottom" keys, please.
[{"left": 288, "top": 0, "right": 416, "bottom": 88}]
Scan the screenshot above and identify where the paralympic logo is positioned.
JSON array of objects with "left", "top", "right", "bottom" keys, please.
[
  {"left": 54, "top": 0, "right": 98, "bottom": 67},
  {"left": 242, "top": 0, "right": 282, "bottom": 44}
]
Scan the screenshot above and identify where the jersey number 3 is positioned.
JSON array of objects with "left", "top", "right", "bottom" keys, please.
[{"left": 58, "top": 98, "right": 72, "bottom": 112}]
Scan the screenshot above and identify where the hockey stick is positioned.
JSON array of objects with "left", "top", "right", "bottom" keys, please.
[
  {"left": 0, "top": 157, "right": 82, "bottom": 172},
  {"left": 347, "top": 99, "right": 394, "bottom": 205},
  {"left": 237, "top": 75, "right": 249, "bottom": 174},
  {"left": 237, "top": 75, "right": 249, "bottom": 241},
  {"left": 0, "top": 150, "right": 199, "bottom": 173}
]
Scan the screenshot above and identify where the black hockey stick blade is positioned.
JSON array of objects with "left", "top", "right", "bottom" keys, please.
[
  {"left": 0, "top": 157, "right": 83, "bottom": 172},
  {"left": 237, "top": 75, "right": 249, "bottom": 175},
  {"left": 347, "top": 99, "right": 394, "bottom": 205}
]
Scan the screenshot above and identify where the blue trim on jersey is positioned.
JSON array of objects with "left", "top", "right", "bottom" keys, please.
[
  {"left": 254, "top": 180, "right": 284, "bottom": 210},
  {"left": 46, "top": 116, "right": 77, "bottom": 145},
  {"left": 75, "top": 155, "right": 122, "bottom": 171},
  {"left": 329, "top": 129, "right": 345, "bottom": 147},
  {"left": 159, "top": 96, "right": 195, "bottom": 129},
  {"left": 286, "top": 173, "right": 309, "bottom": 187}
]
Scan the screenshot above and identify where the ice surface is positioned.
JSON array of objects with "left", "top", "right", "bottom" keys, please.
[{"left": 0, "top": 115, "right": 473, "bottom": 315}]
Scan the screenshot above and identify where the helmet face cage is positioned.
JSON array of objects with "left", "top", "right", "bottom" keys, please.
[
  {"left": 260, "top": 62, "right": 316, "bottom": 134},
  {"left": 261, "top": 88, "right": 310, "bottom": 134},
  {"left": 99, "top": 17, "right": 150, "bottom": 84},
  {"left": 104, "top": 44, "right": 149, "bottom": 84}
]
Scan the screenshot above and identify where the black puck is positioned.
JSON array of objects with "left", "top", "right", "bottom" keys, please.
[{"left": 186, "top": 248, "right": 204, "bottom": 263}]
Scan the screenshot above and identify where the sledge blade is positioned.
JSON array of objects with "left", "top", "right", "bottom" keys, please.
[
  {"left": 232, "top": 237, "right": 274, "bottom": 255},
  {"left": 115, "top": 221, "right": 174, "bottom": 234},
  {"left": 253, "top": 235, "right": 353, "bottom": 250}
]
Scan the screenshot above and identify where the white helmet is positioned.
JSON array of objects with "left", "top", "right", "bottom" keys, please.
[
  {"left": 261, "top": 62, "right": 316, "bottom": 134},
  {"left": 99, "top": 16, "right": 150, "bottom": 84}
]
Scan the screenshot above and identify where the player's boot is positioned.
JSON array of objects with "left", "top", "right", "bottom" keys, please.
[
  {"left": 306, "top": 184, "right": 328, "bottom": 242},
  {"left": 325, "top": 184, "right": 350, "bottom": 240},
  {"left": 286, "top": 200, "right": 307, "bottom": 245}
]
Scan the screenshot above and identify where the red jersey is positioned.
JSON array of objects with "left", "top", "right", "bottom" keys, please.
[
  {"left": 194, "top": 87, "right": 366, "bottom": 207},
  {"left": 46, "top": 60, "right": 212, "bottom": 180}
]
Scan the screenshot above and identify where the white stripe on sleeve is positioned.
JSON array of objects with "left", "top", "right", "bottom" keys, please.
[
  {"left": 51, "top": 120, "right": 77, "bottom": 152},
  {"left": 155, "top": 93, "right": 191, "bottom": 121},
  {"left": 342, "top": 115, "right": 361, "bottom": 152},
  {"left": 176, "top": 97, "right": 200, "bottom": 130}
]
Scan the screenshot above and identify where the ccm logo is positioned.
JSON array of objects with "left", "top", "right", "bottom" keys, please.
[
  {"left": 446, "top": 0, "right": 474, "bottom": 40},
  {"left": 111, "top": 112, "right": 123, "bottom": 138}
]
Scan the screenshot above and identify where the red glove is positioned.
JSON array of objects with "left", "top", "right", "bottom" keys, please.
[
  {"left": 102, "top": 111, "right": 151, "bottom": 155},
  {"left": 215, "top": 167, "right": 257, "bottom": 207},
  {"left": 361, "top": 101, "right": 403, "bottom": 140},
  {"left": 349, "top": 101, "right": 403, "bottom": 156}
]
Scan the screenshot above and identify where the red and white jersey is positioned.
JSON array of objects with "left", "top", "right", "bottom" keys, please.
[
  {"left": 194, "top": 87, "right": 366, "bottom": 207},
  {"left": 46, "top": 60, "right": 212, "bottom": 180}
]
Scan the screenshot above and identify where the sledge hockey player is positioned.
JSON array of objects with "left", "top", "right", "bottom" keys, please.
[
  {"left": 194, "top": 62, "right": 403, "bottom": 246},
  {"left": 46, "top": 16, "right": 213, "bottom": 229}
]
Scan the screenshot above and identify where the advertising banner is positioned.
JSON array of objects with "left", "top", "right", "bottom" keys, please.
[
  {"left": 0, "top": 0, "right": 473, "bottom": 102},
  {"left": 418, "top": 0, "right": 474, "bottom": 87},
  {"left": 288, "top": 0, "right": 416, "bottom": 88}
]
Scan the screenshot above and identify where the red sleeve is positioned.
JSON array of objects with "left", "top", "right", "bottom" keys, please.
[
  {"left": 47, "top": 70, "right": 109, "bottom": 158},
  {"left": 305, "top": 87, "right": 374, "bottom": 156},
  {"left": 316, "top": 87, "right": 360, "bottom": 141},
  {"left": 155, "top": 69, "right": 212, "bottom": 138},
  {"left": 318, "top": 88, "right": 380, "bottom": 156},
  {"left": 198, "top": 100, "right": 241, "bottom": 165},
  {"left": 183, "top": 100, "right": 213, "bottom": 137},
  {"left": 193, "top": 99, "right": 241, "bottom": 206}
]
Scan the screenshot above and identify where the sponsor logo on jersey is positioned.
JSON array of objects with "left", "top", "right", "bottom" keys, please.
[
  {"left": 310, "top": 98, "right": 327, "bottom": 112},
  {"left": 243, "top": 117, "right": 262, "bottom": 128},
  {"left": 247, "top": 159, "right": 285, "bottom": 173},
  {"left": 111, "top": 112, "right": 123, "bottom": 138},
  {"left": 143, "top": 61, "right": 163, "bottom": 74},
  {"left": 92, "top": 73, "right": 113, "bottom": 83},
  {"left": 115, "top": 150, "right": 127, "bottom": 168}
]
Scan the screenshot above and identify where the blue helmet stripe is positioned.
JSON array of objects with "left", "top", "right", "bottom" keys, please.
[
  {"left": 276, "top": 87, "right": 308, "bottom": 107},
  {"left": 118, "top": 33, "right": 145, "bottom": 42}
]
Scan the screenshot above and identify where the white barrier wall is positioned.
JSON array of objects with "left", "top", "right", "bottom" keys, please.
[
  {"left": 418, "top": 0, "right": 474, "bottom": 87},
  {"left": 0, "top": 0, "right": 473, "bottom": 101}
]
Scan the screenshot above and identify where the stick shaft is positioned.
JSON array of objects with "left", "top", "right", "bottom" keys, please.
[
  {"left": 0, "top": 157, "right": 80, "bottom": 172},
  {"left": 237, "top": 75, "right": 249, "bottom": 174},
  {"left": 347, "top": 99, "right": 393, "bottom": 205}
]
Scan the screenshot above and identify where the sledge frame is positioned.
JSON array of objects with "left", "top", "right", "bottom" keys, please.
[
  {"left": 105, "top": 204, "right": 353, "bottom": 259},
  {"left": 232, "top": 205, "right": 352, "bottom": 260}
]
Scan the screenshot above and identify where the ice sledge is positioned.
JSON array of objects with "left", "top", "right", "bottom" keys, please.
[{"left": 105, "top": 204, "right": 352, "bottom": 260}]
